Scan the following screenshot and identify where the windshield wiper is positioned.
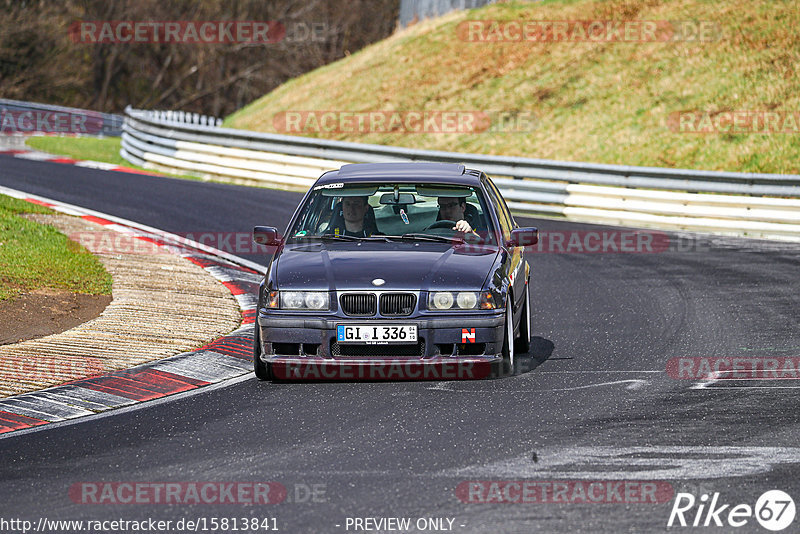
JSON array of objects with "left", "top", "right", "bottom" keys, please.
[
  {"left": 299, "top": 234, "right": 399, "bottom": 243},
  {"left": 397, "top": 233, "right": 463, "bottom": 243},
  {"left": 302, "top": 234, "right": 462, "bottom": 244},
  {"left": 306, "top": 234, "right": 362, "bottom": 242}
]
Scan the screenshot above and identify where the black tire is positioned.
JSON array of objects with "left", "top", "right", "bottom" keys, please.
[
  {"left": 253, "top": 326, "right": 272, "bottom": 381},
  {"left": 514, "top": 283, "right": 532, "bottom": 353},
  {"left": 501, "top": 298, "right": 515, "bottom": 375}
]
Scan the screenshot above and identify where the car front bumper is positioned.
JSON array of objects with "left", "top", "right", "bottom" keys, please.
[{"left": 257, "top": 312, "right": 505, "bottom": 364}]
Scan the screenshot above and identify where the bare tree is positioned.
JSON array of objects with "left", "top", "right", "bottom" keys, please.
[{"left": 0, "top": 0, "right": 399, "bottom": 116}]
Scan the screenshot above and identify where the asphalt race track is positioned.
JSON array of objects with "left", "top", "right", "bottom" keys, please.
[{"left": 1, "top": 155, "right": 800, "bottom": 533}]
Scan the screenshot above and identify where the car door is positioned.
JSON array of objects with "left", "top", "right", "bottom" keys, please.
[{"left": 483, "top": 176, "right": 526, "bottom": 314}]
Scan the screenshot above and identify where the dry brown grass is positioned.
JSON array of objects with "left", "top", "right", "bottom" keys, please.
[{"left": 226, "top": 0, "right": 800, "bottom": 174}]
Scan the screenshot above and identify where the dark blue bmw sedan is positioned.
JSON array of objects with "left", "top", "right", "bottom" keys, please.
[{"left": 252, "top": 162, "right": 538, "bottom": 380}]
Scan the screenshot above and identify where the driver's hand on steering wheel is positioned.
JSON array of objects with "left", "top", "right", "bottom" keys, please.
[{"left": 453, "top": 219, "right": 473, "bottom": 233}]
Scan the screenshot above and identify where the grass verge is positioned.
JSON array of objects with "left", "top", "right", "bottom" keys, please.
[
  {"left": 0, "top": 194, "right": 113, "bottom": 302},
  {"left": 24, "top": 136, "right": 230, "bottom": 184},
  {"left": 26, "top": 136, "right": 128, "bottom": 166}
]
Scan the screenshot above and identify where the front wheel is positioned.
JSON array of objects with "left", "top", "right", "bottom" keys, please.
[
  {"left": 253, "top": 326, "right": 272, "bottom": 381},
  {"left": 501, "top": 298, "right": 515, "bottom": 375},
  {"left": 514, "top": 283, "right": 531, "bottom": 353}
]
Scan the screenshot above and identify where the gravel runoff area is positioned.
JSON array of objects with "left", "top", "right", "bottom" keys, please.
[{"left": 0, "top": 213, "right": 242, "bottom": 397}]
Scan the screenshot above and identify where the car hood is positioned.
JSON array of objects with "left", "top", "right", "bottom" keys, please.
[{"left": 275, "top": 242, "right": 499, "bottom": 291}]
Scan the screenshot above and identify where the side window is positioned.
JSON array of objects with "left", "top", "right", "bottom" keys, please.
[
  {"left": 484, "top": 179, "right": 512, "bottom": 241},
  {"left": 466, "top": 191, "right": 482, "bottom": 216},
  {"left": 487, "top": 178, "right": 515, "bottom": 228},
  {"left": 295, "top": 194, "right": 335, "bottom": 234}
]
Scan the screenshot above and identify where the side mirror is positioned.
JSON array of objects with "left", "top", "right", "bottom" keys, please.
[
  {"left": 507, "top": 227, "right": 538, "bottom": 248},
  {"left": 253, "top": 226, "right": 281, "bottom": 246}
]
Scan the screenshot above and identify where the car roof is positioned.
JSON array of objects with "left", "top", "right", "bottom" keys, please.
[{"left": 315, "top": 162, "right": 484, "bottom": 186}]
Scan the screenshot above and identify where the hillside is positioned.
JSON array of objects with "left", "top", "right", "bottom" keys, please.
[{"left": 225, "top": 0, "right": 800, "bottom": 175}]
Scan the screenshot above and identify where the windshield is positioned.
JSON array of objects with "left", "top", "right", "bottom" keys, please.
[{"left": 287, "top": 182, "right": 495, "bottom": 244}]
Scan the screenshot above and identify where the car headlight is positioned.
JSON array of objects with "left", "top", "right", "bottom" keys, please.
[
  {"left": 428, "top": 291, "right": 496, "bottom": 310},
  {"left": 270, "top": 290, "right": 330, "bottom": 310},
  {"left": 431, "top": 291, "right": 454, "bottom": 310},
  {"left": 283, "top": 291, "right": 305, "bottom": 309},
  {"left": 304, "top": 292, "right": 328, "bottom": 310},
  {"left": 456, "top": 291, "right": 477, "bottom": 309}
]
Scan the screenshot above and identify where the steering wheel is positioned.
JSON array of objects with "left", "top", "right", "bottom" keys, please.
[{"left": 425, "top": 220, "right": 457, "bottom": 230}]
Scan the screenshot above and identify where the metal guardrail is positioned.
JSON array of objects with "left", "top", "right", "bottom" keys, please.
[
  {"left": 121, "top": 106, "right": 800, "bottom": 241},
  {"left": 399, "top": 0, "right": 498, "bottom": 27},
  {"left": 0, "top": 99, "right": 124, "bottom": 136}
]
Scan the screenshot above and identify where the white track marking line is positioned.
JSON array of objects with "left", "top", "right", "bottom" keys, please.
[
  {"left": 536, "top": 370, "right": 662, "bottom": 373},
  {"left": 424, "top": 379, "right": 650, "bottom": 393}
]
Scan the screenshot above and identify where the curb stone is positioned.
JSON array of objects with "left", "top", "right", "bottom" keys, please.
[{"left": 0, "top": 190, "right": 263, "bottom": 436}]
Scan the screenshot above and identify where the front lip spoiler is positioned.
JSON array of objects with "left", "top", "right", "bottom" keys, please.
[
  {"left": 258, "top": 314, "right": 505, "bottom": 329},
  {"left": 267, "top": 356, "right": 503, "bottom": 381}
]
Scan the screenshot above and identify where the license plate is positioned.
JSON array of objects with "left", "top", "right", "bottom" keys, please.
[{"left": 337, "top": 324, "right": 418, "bottom": 344}]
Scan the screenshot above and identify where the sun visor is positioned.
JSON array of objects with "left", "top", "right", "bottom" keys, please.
[
  {"left": 414, "top": 185, "right": 472, "bottom": 197},
  {"left": 318, "top": 184, "right": 379, "bottom": 196}
]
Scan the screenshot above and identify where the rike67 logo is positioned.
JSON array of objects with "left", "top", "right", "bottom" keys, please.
[{"left": 668, "top": 490, "right": 795, "bottom": 531}]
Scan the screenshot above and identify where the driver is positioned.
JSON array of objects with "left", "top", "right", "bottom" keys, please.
[{"left": 437, "top": 196, "right": 479, "bottom": 234}]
